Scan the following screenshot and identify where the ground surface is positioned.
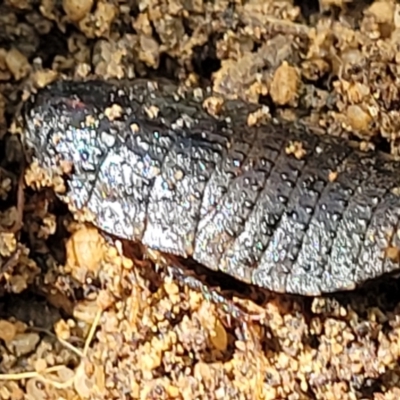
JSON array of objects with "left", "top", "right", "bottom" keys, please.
[{"left": 1, "top": 0, "right": 400, "bottom": 399}]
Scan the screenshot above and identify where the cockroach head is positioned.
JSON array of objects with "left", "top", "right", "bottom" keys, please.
[{"left": 22, "top": 80, "right": 116, "bottom": 176}]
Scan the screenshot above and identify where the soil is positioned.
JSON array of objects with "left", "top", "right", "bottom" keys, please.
[{"left": 1, "top": 0, "right": 400, "bottom": 399}]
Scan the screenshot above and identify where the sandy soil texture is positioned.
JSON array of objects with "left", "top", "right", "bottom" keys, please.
[{"left": 1, "top": 0, "right": 400, "bottom": 399}]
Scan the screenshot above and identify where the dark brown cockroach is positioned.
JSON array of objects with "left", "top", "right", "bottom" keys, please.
[{"left": 23, "top": 78, "right": 400, "bottom": 296}]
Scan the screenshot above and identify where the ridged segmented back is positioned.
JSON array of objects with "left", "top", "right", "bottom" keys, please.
[{"left": 23, "top": 79, "right": 400, "bottom": 295}]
